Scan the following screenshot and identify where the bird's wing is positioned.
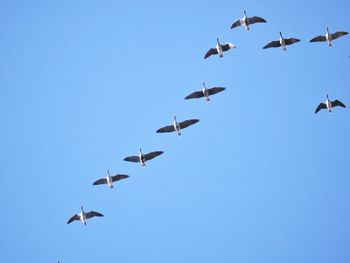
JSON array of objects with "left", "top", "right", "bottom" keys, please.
[
  {"left": 221, "top": 43, "right": 235, "bottom": 51},
  {"left": 185, "top": 91, "right": 204, "bottom": 100},
  {"left": 86, "top": 211, "right": 104, "bottom": 219},
  {"left": 93, "top": 178, "right": 108, "bottom": 185},
  {"left": 112, "top": 174, "right": 130, "bottom": 182},
  {"left": 204, "top": 48, "right": 218, "bottom": 59},
  {"left": 179, "top": 119, "right": 199, "bottom": 129},
  {"left": 124, "top": 156, "right": 140, "bottom": 162},
  {"left": 332, "top": 99, "right": 346, "bottom": 108},
  {"left": 247, "top": 16, "right": 266, "bottom": 24},
  {"left": 284, "top": 38, "right": 300, "bottom": 45},
  {"left": 156, "top": 124, "right": 176, "bottom": 133},
  {"left": 230, "top": 19, "right": 243, "bottom": 29},
  {"left": 208, "top": 87, "right": 225, "bottom": 95},
  {"left": 314, "top": 103, "right": 327, "bottom": 114},
  {"left": 309, "top": 35, "right": 327, "bottom": 42},
  {"left": 263, "top": 40, "right": 281, "bottom": 49},
  {"left": 331, "top": 31, "right": 348, "bottom": 40},
  {"left": 144, "top": 151, "right": 163, "bottom": 161},
  {"left": 67, "top": 214, "right": 80, "bottom": 224}
]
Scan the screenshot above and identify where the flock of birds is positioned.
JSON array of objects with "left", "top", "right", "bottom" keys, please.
[
  {"left": 62, "top": 10, "right": 348, "bottom": 263},
  {"left": 66, "top": 9, "right": 348, "bottom": 227}
]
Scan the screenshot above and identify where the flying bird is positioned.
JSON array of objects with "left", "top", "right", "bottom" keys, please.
[
  {"left": 124, "top": 148, "right": 163, "bottom": 167},
  {"left": 310, "top": 27, "right": 348, "bottom": 47},
  {"left": 93, "top": 170, "right": 129, "bottom": 188},
  {"left": 185, "top": 82, "right": 225, "bottom": 102},
  {"left": 204, "top": 38, "right": 236, "bottom": 59},
  {"left": 230, "top": 10, "right": 266, "bottom": 31},
  {"left": 315, "top": 94, "right": 346, "bottom": 114},
  {"left": 263, "top": 32, "right": 300, "bottom": 51},
  {"left": 67, "top": 206, "right": 104, "bottom": 226},
  {"left": 156, "top": 115, "right": 199, "bottom": 136}
]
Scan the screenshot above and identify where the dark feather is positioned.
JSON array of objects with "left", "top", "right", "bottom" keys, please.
[
  {"left": 332, "top": 99, "right": 346, "bottom": 108},
  {"left": 93, "top": 178, "right": 107, "bottom": 185},
  {"left": 208, "top": 87, "right": 225, "bottom": 95},
  {"left": 144, "top": 151, "right": 163, "bottom": 161},
  {"left": 314, "top": 103, "right": 327, "bottom": 114},
  {"left": 284, "top": 38, "right": 300, "bottom": 45},
  {"left": 179, "top": 119, "right": 199, "bottom": 129},
  {"left": 86, "top": 211, "right": 104, "bottom": 219},
  {"left": 263, "top": 40, "right": 281, "bottom": 49},
  {"left": 124, "top": 156, "right": 140, "bottom": 163},
  {"left": 112, "top": 174, "right": 129, "bottom": 182},
  {"left": 331, "top": 31, "right": 348, "bottom": 40},
  {"left": 156, "top": 125, "right": 176, "bottom": 133},
  {"left": 204, "top": 48, "right": 218, "bottom": 59},
  {"left": 309, "top": 35, "right": 327, "bottom": 42},
  {"left": 247, "top": 16, "right": 266, "bottom": 24},
  {"left": 67, "top": 214, "right": 80, "bottom": 224},
  {"left": 185, "top": 91, "right": 204, "bottom": 100}
]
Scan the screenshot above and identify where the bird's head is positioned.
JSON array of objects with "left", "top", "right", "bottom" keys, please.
[
  {"left": 243, "top": 10, "right": 247, "bottom": 16},
  {"left": 279, "top": 31, "right": 283, "bottom": 37},
  {"left": 216, "top": 37, "right": 220, "bottom": 44}
]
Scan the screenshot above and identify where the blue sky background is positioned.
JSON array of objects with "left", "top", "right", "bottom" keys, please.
[{"left": 1, "top": 0, "right": 350, "bottom": 262}]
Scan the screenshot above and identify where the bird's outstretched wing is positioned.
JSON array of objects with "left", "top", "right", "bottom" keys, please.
[
  {"left": 112, "top": 174, "right": 129, "bottom": 182},
  {"left": 221, "top": 43, "right": 235, "bottom": 52},
  {"left": 204, "top": 48, "right": 218, "bottom": 59},
  {"left": 67, "top": 214, "right": 80, "bottom": 224},
  {"left": 93, "top": 178, "right": 107, "bottom": 185},
  {"left": 86, "top": 211, "right": 104, "bottom": 219},
  {"left": 179, "top": 119, "right": 199, "bottom": 129},
  {"left": 332, "top": 99, "right": 346, "bottom": 108},
  {"left": 314, "top": 103, "right": 327, "bottom": 114},
  {"left": 144, "top": 151, "right": 163, "bottom": 161},
  {"left": 331, "top": 31, "right": 348, "bottom": 40},
  {"left": 124, "top": 156, "right": 140, "bottom": 162},
  {"left": 208, "top": 87, "right": 225, "bottom": 95},
  {"left": 185, "top": 91, "right": 204, "bottom": 100},
  {"left": 284, "top": 38, "right": 300, "bottom": 45},
  {"left": 263, "top": 40, "right": 281, "bottom": 49},
  {"left": 156, "top": 125, "right": 176, "bottom": 133},
  {"left": 309, "top": 35, "right": 327, "bottom": 42},
  {"left": 230, "top": 19, "right": 243, "bottom": 29},
  {"left": 247, "top": 16, "right": 266, "bottom": 24}
]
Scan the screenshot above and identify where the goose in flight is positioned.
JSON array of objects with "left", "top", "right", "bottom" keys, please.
[
  {"left": 315, "top": 94, "right": 346, "bottom": 114},
  {"left": 310, "top": 27, "right": 348, "bottom": 47},
  {"left": 156, "top": 115, "right": 199, "bottom": 136},
  {"left": 185, "top": 82, "right": 225, "bottom": 102},
  {"left": 263, "top": 32, "right": 300, "bottom": 51},
  {"left": 67, "top": 206, "right": 103, "bottom": 226},
  {"left": 124, "top": 148, "right": 163, "bottom": 167},
  {"left": 204, "top": 38, "right": 236, "bottom": 59},
  {"left": 230, "top": 10, "right": 266, "bottom": 31},
  {"left": 93, "top": 170, "right": 129, "bottom": 188}
]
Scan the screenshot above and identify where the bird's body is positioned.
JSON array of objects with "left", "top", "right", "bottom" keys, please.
[
  {"left": 67, "top": 206, "right": 104, "bottom": 226},
  {"left": 310, "top": 27, "right": 348, "bottom": 47},
  {"left": 204, "top": 38, "right": 235, "bottom": 59},
  {"left": 93, "top": 170, "right": 129, "bottom": 188},
  {"left": 230, "top": 10, "right": 266, "bottom": 31},
  {"left": 263, "top": 32, "right": 300, "bottom": 51},
  {"left": 315, "top": 94, "right": 346, "bottom": 114},
  {"left": 185, "top": 82, "right": 225, "bottom": 102},
  {"left": 157, "top": 115, "right": 199, "bottom": 136},
  {"left": 124, "top": 148, "right": 163, "bottom": 167}
]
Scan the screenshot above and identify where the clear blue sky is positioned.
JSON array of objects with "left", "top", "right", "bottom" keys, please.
[{"left": 1, "top": 0, "right": 350, "bottom": 262}]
